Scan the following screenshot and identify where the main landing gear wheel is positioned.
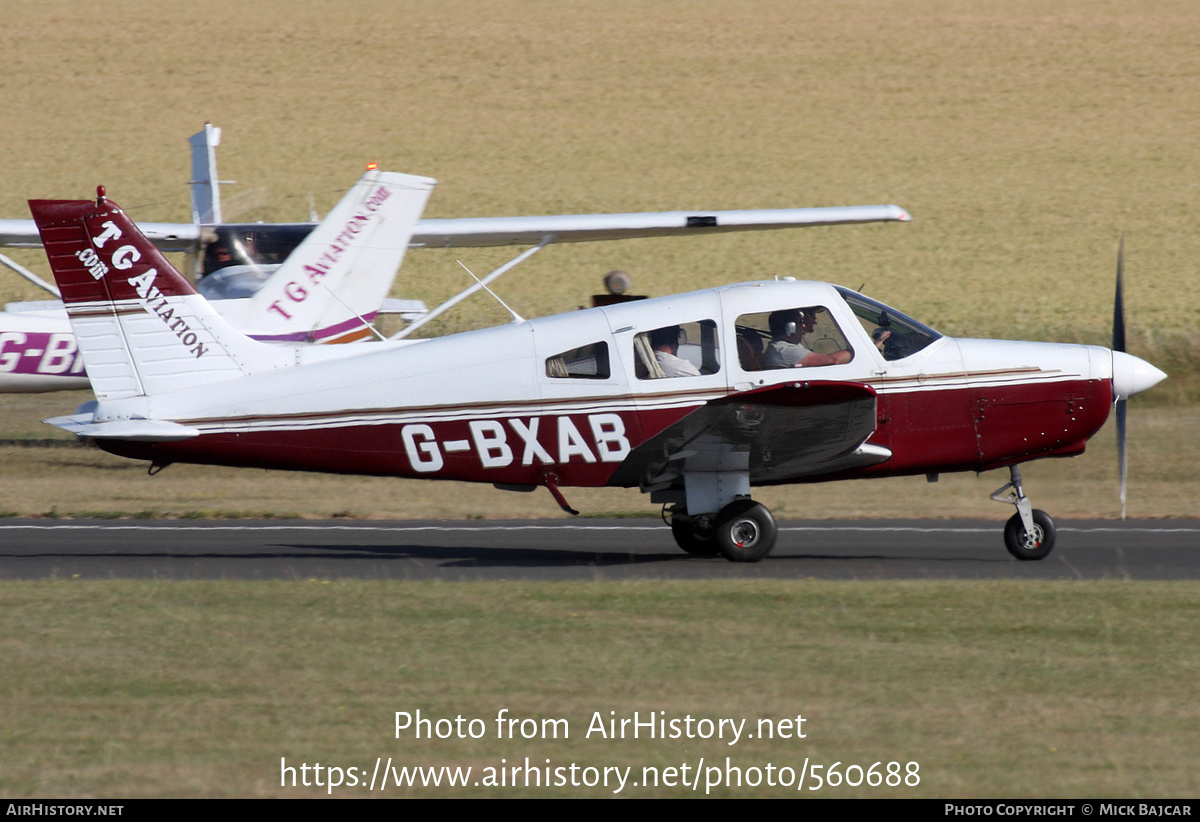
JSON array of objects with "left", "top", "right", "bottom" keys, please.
[
  {"left": 1004, "top": 509, "right": 1056, "bottom": 561},
  {"left": 715, "top": 499, "right": 777, "bottom": 563},
  {"left": 670, "top": 509, "right": 720, "bottom": 557}
]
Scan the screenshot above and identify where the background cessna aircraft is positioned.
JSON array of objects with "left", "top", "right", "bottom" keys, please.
[
  {"left": 31, "top": 190, "right": 1164, "bottom": 563},
  {"left": 0, "top": 124, "right": 910, "bottom": 392},
  {"left": 0, "top": 167, "right": 435, "bottom": 391}
]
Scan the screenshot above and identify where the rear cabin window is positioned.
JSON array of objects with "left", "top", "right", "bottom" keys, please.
[
  {"left": 634, "top": 320, "right": 720, "bottom": 380},
  {"left": 546, "top": 341, "right": 611, "bottom": 379}
]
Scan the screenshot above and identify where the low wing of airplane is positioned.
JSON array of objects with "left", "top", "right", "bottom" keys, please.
[
  {"left": 608, "top": 380, "right": 890, "bottom": 491},
  {"left": 33, "top": 188, "right": 1165, "bottom": 564}
]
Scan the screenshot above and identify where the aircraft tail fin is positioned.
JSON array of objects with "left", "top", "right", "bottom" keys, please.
[
  {"left": 243, "top": 170, "right": 436, "bottom": 343},
  {"left": 187, "top": 123, "right": 224, "bottom": 224},
  {"left": 29, "top": 190, "right": 291, "bottom": 402}
]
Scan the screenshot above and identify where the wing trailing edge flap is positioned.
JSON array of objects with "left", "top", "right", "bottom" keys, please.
[{"left": 613, "top": 380, "right": 891, "bottom": 490}]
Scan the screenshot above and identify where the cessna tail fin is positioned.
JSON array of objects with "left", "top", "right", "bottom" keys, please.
[
  {"left": 30, "top": 190, "right": 292, "bottom": 402},
  {"left": 240, "top": 170, "right": 435, "bottom": 343},
  {"left": 188, "top": 123, "right": 225, "bottom": 225}
]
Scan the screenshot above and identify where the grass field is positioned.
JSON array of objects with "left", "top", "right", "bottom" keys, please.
[
  {"left": 3, "top": 580, "right": 1198, "bottom": 798},
  {"left": 1, "top": 0, "right": 1198, "bottom": 799}
]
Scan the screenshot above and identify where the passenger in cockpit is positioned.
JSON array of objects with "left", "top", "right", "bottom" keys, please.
[
  {"left": 650, "top": 325, "right": 701, "bottom": 378},
  {"left": 762, "top": 309, "right": 851, "bottom": 368}
]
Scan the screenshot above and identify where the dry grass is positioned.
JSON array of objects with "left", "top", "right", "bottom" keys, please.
[{"left": 2, "top": 580, "right": 1198, "bottom": 797}]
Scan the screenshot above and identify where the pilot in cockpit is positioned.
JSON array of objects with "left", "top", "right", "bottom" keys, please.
[
  {"left": 873, "top": 324, "right": 919, "bottom": 361},
  {"left": 762, "top": 309, "right": 852, "bottom": 369},
  {"left": 206, "top": 242, "right": 234, "bottom": 272}
]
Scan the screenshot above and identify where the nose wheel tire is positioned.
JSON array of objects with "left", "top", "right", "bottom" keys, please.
[
  {"left": 1004, "top": 509, "right": 1056, "bottom": 561},
  {"left": 715, "top": 500, "right": 777, "bottom": 563}
]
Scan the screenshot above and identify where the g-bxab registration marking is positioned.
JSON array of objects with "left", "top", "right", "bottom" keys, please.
[{"left": 401, "top": 414, "right": 630, "bottom": 473}]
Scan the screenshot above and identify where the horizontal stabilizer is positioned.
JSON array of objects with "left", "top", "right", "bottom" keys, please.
[{"left": 45, "top": 413, "right": 199, "bottom": 441}]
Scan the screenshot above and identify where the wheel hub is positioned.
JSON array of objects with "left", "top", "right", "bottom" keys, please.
[
  {"left": 1019, "top": 526, "right": 1044, "bottom": 550},
  {"left": 730, "top": 519, "right": 760, "bottom": 548}
]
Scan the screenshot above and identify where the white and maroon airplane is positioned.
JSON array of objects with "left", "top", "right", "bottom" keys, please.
[{"left": 31, "top": 188, "right": 1164, "bottom": 562}]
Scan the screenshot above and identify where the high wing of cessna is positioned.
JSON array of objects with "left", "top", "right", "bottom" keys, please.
[
  {"left": 31, "top": 188, "right": 1165, "bottom": 563},
  {"left": 2, "top": 126, "right": 909, "bottom": 393}
]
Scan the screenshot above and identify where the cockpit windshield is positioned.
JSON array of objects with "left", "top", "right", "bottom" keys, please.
[
  {"left": 200, "top": 225, "right": 313, "bottom": 277},
  {"left": 836, "top": 287, "right": 942, "bottom": 361}
]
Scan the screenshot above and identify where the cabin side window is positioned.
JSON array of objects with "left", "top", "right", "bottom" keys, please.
[
  {"left": 634, "top": 320, "right": 720, "bottom": 380},
  {"left": 735, "top": 306, "right": 853, "bottom": 371},
  {"left": 546, "top": 341, "right": 611, "bottom": 379}
]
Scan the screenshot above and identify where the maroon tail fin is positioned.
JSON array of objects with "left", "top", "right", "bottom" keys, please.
[{"left": 29, "top": 188, "right": 197, "bottom": 308}]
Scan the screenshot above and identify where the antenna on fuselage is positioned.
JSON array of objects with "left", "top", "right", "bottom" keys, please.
[{"left": 457, "top": 260, "right": 525, "bottom": 324}]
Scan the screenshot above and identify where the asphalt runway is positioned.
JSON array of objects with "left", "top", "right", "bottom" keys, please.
[{"left": 0, "top": 518, "right": 1195, "bottom": 580}]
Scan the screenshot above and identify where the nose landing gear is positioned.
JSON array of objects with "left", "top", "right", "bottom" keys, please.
[{"left": 992, "top": 464, "right": 1056, "bottom": 561}]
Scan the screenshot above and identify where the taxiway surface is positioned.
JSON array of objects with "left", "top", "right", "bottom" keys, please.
[{"left": 0, "top": 518, "right": 1195, "bottom": 580}]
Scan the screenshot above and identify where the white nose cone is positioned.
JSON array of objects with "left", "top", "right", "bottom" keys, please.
[{"left": 1112, "top": 351, "right": 1167, "bottom": 399}]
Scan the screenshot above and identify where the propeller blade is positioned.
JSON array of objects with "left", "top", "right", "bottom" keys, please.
[
  {"left": 1117, "top": 398, "right": 1127, "bottom": 520},
  {"left": 1114, "top": 235, "right": 1127, "bottom": 519},
  {"left": 1113, "top": 235, "right": 1126, "bottom": 353}
]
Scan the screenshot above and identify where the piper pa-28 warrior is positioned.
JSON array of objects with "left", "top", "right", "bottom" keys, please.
[{"left": 31, "top": 186, "right": 1165, "bottom": 562}]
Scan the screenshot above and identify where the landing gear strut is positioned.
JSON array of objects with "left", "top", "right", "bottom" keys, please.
[
  {"left": 669, "top": 499, "right": 778, "bottom": 563},
  {"left": 991, "top": 464, "right": 1056, "bottom": 561}
]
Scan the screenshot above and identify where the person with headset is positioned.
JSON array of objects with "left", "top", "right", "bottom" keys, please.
[{"left": 761, "top": 308, "right": 852, "bottom": 369}]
